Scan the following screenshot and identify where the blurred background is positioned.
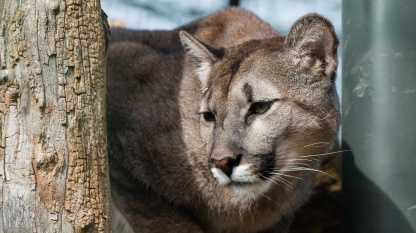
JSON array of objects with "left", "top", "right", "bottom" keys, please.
[
  {"left": 101, "top": 0, "right": 341, "bottom": 33},
  {"left": 102, "top": 0, "right": 343, "bottom": 232}
]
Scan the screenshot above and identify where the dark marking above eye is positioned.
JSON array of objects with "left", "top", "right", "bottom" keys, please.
[
  {"left": 207, "top": 90, "right": 213, "bottom": 104},
  {"left": 243, "top": 83, "right": 253, "bottom": 102}
]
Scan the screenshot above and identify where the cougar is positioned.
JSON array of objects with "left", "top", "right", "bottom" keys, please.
[{"left": 106, "top": 8, "right": 340, "bottom": 233}]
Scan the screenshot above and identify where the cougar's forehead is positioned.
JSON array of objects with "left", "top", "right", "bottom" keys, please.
[{"left": 204, "top": 37, "right": 286, "bottom": 111}]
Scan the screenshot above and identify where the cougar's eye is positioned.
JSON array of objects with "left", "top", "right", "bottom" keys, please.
[
  {"left": 203, "top": 112, "right": 216, "bottom": 122},
  {"left": 250, "top": 102, "right": 272, "bottom": 115}
]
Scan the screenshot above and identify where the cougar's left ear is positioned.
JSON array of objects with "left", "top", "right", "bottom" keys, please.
[
  {"left": 284, "top": 14, "right": 339, "bottom": 79},
  {"left": 179, "top": 31, "right": 224, "bottom": 90}
]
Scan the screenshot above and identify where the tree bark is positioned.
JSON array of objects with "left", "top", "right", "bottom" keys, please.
[{"left": 0, "top": 0, "right": 111, "bottom": 232}]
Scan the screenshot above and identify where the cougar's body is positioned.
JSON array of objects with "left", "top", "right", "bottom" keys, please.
[{"left": 107, "top": 8, "right": 340, "bottom": 233}]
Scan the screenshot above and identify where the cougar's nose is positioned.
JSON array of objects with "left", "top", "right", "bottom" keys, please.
[{"left": 210, "top": 155, "right": 241, "bottom": 178}]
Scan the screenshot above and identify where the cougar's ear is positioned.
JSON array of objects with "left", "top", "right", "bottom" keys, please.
[
  {"left": 179, "top": 31, "right": 223, "bottom": 90},
  {"left": 284, "top": 14, "right": 339, "bottom": 79}
]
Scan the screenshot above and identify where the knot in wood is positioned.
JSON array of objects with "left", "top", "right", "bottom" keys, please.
[
  {"left": 0, "top": 70, "right": 8, "bottom": 85},
  {"left": 8, "top": 89, "right": 20, "bottom": 102},
  {"left": 50, "top": 2, "right": 60, "bottom": 14},
  {"left": 36, "top": 158, "right": 45, "bottom": 167}
]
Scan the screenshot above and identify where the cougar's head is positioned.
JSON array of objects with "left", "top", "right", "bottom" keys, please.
[{"left": 180, "top": 14, "right": 340, "bottom": 199}]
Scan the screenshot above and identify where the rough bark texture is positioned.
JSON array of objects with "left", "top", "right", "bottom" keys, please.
[{"left": 0, "top": 0, "right": 111, "bottom": 232}]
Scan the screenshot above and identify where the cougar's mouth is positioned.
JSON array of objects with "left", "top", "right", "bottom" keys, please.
[{"left": 210, "top": 164, "right": 256, "bottom": 185}]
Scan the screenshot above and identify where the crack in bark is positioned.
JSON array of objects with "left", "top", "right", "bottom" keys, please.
[
  {"left": 1, "top": 180, "right": 5, "bottom": 233},
  {"left": 31, "top": 159, "right": 39, "bottom": 232}
]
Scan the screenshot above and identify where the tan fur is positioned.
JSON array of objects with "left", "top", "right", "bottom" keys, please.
[{"left": 107, "top": 8, "right": 339, "bottom": 233}]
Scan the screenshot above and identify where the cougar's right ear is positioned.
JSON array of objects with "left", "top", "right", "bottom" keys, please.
[
  {"left": 179, "top": 31, "right": 223, "bottom": 90},
  {"left": 284, "top": 14, "right": 339, "bottom": 79}
]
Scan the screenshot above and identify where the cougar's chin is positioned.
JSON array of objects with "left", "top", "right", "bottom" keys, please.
[
  {"left": 211, "top": 165, "right": 272, "bottom": 199},
  {"left": 229, "top": 181, "right": 272, "bottom": 199}
]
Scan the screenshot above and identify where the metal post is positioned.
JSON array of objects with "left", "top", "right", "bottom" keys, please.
[{"left": 342, "top": 0, "right": 416, "bottom": 232}]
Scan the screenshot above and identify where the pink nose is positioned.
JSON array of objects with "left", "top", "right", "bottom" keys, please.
[{"left": 210, "top": 156, "right": 238, "bottom": 178}]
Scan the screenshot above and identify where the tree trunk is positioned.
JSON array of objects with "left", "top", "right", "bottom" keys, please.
[{"left": 0, "top": 0, "right": 111, "bottom": 232}]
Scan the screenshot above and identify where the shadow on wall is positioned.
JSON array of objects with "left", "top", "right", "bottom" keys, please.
[{"left": 342, "top": 142, "right": 414, "bottom": 233}]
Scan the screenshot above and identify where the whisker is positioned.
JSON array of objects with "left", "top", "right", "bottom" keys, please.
[
  {"left": 274, "top": 176, "right": 293, "bottom": 187},
  {"left": 260, "top": 193, "right": 280, "bottom": 206},
  {"left": 257, "top": 157, "right": 319, "bottom": 166},
  {"left": 184, "top": 143, "right": 206, "bottom": 154},
  {"left": 277, "top": 180, "right": 292, "bottom": 189},
  {"left": 320, "top": 106, "right": 336, "bottom": 120},
  {"left": 259, "top": 174, "right": 281, "bottom": 187},
  {"left": 286, "top": 158, "right": 318, "bottom": 162},
  {"left": 266, "top": 175, "right": 293, "bottom": 189},
  {"left": 256, "top": 148, "right": 344, "bottom": 166},
  {"left": 300, "top": 150, "right": 350, "bottom": 158},
  {"left": 304, "top": 142, "right": 330, "bottom": 148},
  {"left": 255, "top": 142, "right": 332, "bottom": 166},
  {"left": 280, "top": 167, "right": 338, "bottom": 181},
  {"left": 269, "top": 172, "right": 302, "bottom": 180},
  {"left": 286, "top": 162, "right": 311, "bottom": 167},
  {"left": 274, "top": 142, "right": 328, "bottom": 158},
  {"left": 275, "top": 142, "right": 332, "bottom": 160}
]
